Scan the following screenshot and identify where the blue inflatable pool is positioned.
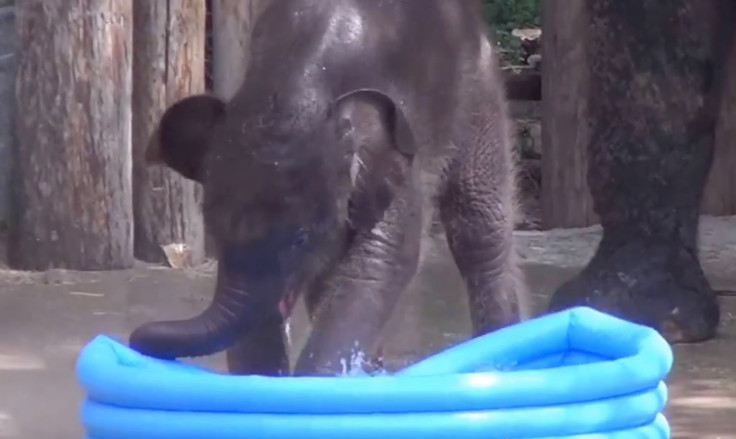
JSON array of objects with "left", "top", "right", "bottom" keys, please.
[{"left": 76, "top": 306, "right": 673, "bottom": 439}]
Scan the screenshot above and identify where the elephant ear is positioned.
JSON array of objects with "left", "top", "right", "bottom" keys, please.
[
  {"left": 147, "top": 94, "right": 226, "bottom": 183},
  {"left": 330, "top": 89, "right": 416, "bottom": 231}
]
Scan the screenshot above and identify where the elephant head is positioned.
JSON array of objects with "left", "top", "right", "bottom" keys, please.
[{"left": 129, "top": 88, "right": 416, "bottom": 360}]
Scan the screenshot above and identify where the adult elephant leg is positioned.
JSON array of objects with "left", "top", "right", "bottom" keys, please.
[
  {"left": 293, "top": 190, "right": 422, "bottom": 376},
  {"left": 549, "top": 0, "right": 735, "bottom": 342}
]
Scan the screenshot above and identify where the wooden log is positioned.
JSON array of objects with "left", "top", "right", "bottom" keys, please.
[
  {"left": 10, "top": 1, "right": 134, "bottom": 270},
  {"left": 132, "top": 0, "right": 206, "bottom": 266},
  {"left": 702, "top": 26, "right": 736, "bottom": 216},
  {"left": 540, "top": 0, "right": 598, "bottom": 229}
]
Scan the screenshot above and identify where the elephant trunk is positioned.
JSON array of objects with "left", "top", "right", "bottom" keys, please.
[{"left": 129, "top": 262, "right": 281, "bottom": 360}]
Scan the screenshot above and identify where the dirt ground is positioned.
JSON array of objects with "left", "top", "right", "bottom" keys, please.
[{"left": 0, "top": 216, "right": 734, "bottom": 439}]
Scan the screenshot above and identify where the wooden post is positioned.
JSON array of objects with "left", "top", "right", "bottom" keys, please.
[
  {"left": 702, "top": 27, "right": 736, "bottom": 216},
  {"left": 540, "top": 0, "right": 598, "bottom": 229},
  {"left": 132, "top": 0, "right": 206, "bottom": 266},
  {"left": 0, "top": 7, "right": 15, "bottom": 227},
  {"left": 10, "top": 1, "right": 134, "bottom": 270},
  {"left": 211, "top": 0, "right": 270, "bottom": 100}
]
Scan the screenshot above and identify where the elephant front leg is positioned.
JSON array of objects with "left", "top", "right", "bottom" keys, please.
[
  {"left": 225, "top": 317, "right": 289, "bottom": 376},
  {"left": 293, "top": 200, "right": 422, "bottom": 376}
]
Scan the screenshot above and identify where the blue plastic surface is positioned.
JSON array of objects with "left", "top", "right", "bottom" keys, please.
[{"left": 76, "top": 307, "right": 674, "bottom": 438}]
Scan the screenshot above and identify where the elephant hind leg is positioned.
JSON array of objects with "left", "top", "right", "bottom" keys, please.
[{"left": 439, "top": 104, "right": 528, "bottom": 336}]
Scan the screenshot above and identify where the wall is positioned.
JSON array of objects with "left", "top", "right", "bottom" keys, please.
[{"left": 0, "top": 6, "right": 14, "bottom": 223}]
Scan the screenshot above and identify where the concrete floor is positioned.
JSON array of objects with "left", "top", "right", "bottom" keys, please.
[{"left": 0, "top": 216, "right": 735, "bottom": 438}]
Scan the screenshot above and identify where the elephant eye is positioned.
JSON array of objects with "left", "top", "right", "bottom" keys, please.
[{"left": 293, "top": 228, "right": 309, "bottom": 247}]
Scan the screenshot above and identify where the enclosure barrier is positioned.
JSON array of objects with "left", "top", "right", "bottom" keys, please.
[
  {"left": 76, "top": 307, "right": 673, "bottom": 439},
  {"left": 0, "top": 6, "right": 15, "bottom": 224}
]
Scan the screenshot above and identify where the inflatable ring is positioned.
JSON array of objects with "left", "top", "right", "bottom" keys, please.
[{"left": 76, "top": 307, "right": 673, "bottom": 439}]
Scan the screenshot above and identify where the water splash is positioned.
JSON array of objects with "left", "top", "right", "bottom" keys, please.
[{"left": 337, "top": 342, "right": 389, "bottom": 377}]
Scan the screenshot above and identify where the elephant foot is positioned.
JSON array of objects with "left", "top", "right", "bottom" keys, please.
[{"left": 548, "top": 239, "right": 720, "bottom": 343}]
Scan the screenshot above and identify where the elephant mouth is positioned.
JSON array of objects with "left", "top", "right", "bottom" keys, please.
[
  {"left": 278, "top": 288, "right": 300, "bottom": 319},
  {"left": 277, "top": 270, "right": 310, "bottom": 319}
]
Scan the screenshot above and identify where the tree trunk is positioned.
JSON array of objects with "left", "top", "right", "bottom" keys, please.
[
  {"left": 548, "top": 0, "right": 734, "bottom": 343},
  {"left": 702, "top": 27, "right": 736, "bottom": 215},
  {"left": 132, "top": 0, "right": 206, "bottom": 266},
  {"left": 10, "top": 1, "right": 134, "bottom": 270},
  {"left": 0, "top": 7, "right": 15, "bottom": 226},
  {"left": 540, "top": 0, "right": 597, "bottom": 229}
]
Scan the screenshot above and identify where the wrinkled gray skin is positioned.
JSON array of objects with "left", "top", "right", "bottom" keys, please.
[{"left": 130, "top": 0, "right": 527, "bottom": 376}]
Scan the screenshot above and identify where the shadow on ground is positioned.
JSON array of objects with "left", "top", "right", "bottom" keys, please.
[{"left": 0, "top": 215, "right": 734, "bottom": 438}]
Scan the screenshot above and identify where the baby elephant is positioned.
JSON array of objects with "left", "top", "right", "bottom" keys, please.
[{"left": 130, "top": 0, "right": 527, "bottom": 376}]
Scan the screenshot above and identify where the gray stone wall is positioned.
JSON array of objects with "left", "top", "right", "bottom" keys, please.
[{"left": 0, "top": 6, "right": 14, "bottom": 223}]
